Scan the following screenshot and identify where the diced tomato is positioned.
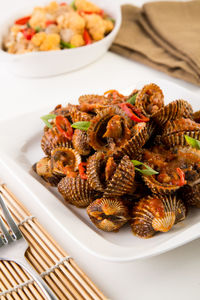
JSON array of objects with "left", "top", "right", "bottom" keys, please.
[
  {"left": 45, "top": 20, "right": 57, "bottom": 26},
  {"left": 15, "top": 16, "right": 31, "bottom": 25},
  {"left": 78, "top": 10, "right": 104, "bottom": 16},
  {"left": 21, "top": 28, "right": 35, "bottom": 40}
]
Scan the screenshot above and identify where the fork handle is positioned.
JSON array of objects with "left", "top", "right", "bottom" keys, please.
[{"left": 16, "top": 257, "right": 57, "bottom": 300}]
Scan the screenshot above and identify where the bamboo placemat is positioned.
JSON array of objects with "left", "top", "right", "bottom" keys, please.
[{"left": 0, "top": 184, "right": 107, "bottom": 300}]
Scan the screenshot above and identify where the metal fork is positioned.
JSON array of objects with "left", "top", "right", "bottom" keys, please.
[{"left": 0, "top": 193, "right": 57, "bottom": 299}]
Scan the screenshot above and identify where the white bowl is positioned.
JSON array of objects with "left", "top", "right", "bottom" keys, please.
[{"left": 0, "top": 0, "right": 121, "bottom": 77}]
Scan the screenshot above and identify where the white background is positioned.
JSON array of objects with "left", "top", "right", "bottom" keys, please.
[{"left": 0, "top": 1, "right": 200, "bottom": 299}]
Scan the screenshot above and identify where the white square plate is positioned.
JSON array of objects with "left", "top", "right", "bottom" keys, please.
[{"left": 1, "top": 79, "right": 200, "bottom": 262}]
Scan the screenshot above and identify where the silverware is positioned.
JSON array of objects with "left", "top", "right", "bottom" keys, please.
[{"left": 0, "top": 192, "right": 57, "bottom": 300}]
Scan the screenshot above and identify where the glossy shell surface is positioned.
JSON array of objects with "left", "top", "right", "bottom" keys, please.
[
  {"left": 115, "top": 122, "right": 148, "bottom": 159},
  {"left": 161, "top": 118, "right": 200, "bottom": 147},
  {"left": 68, "top": 104, "right": 92, "bottom": 123},
  {"left": 131, "top": 195, "right": 186, "bottom": 238},
  {"left": 87, "top": 106, "right": 132, "bottom": 152},
  {"left": 87, "top": 152, "right": 106, "bottom": 192},
  {"left": 135, "top": 83, "right": 164, "bottom": 117},
  {"left": 58, "top": 175, "right": 96, "bottom": 208},
  {"left": 152, "top": 100, "right": 193, "bottom": 126},
  {"left": 33, "top": 157, "right": 61, "bottom": 186},
  {"left": 72, "top": 129, "right": 91, "bottom": 156},
  {"left": 104, "top": 155, "right": 135, "bottom": 197},
  {"left": 180, "top": 182, "right": 200, "bottom": 208},
  {"left": 41, "top": 126, "right": 71, "bottom": 156},
  {"left": 143, "top": 147, "right": 200, "bottom": 195},
  {"left": 87, "top": 198, "right": 130, "bottom": 231},
  {"left": 51, "top": 147, "right": 81, "bottom": 176}
]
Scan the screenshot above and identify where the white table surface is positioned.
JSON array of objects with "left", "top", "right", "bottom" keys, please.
[{"left": 1, "top": 1, "right": 200, "bottom": 299}]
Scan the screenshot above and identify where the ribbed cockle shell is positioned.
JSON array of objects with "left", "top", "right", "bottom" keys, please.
[
  {"left": 193, "top": 110, "right": 200, "bottom": 123},
  {"left": 51, "top": 147, "right": 81, "bottom": 176},
  {"left": 87, "top": 106, "right": 132, "bottom": 152},
  {"left": 72, "top": 129, "right": 91, "bottom": 156},
  {"left": 131, "top": 195, "right": 186, "bottom": 238},
  {"left": 135, "top": 83, "right": 164, "bottom": 117},
  {"left": 115, "top": 122, "right": 148, "bottom": 160},
  {"left": 41, "top": 126, "right": 71, "bottom": 156},
  {"left": 58, "top": 175, "right": 96, "bottom": 207},
  {"left": 33, "top": 157, "right": 61, "bottom": 186},
  {"left": 104, "top": 155, "right": 136, "bottom": 197},
  {"left": 87, "top": 198, "right": 130, "bottom": 231},
  {"left": 87, "top": 152, "right": 107, "bottom": 192},
  {"left": 79, "top": 94, "right": 109, "bottom": 112},
  {"left": 68, "top": 104, "right": 92, "bottom": 123},
  {"left": 152, "top": 100, "right": 193, "bottom": 126},
  {"left": 142, "top": 146, "right": 200, "bottom": 195},
  {"left": 161, "top": 118, "right": 200, "bottom": 147}
]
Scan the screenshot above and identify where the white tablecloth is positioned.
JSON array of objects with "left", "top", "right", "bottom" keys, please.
[{"left": 0, "top": 1, "right": 200, "bottom": 299}]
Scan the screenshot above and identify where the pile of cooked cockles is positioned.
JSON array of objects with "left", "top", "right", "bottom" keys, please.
[{"left": 33, "top": 83, "right": 200, "bottom": 238}]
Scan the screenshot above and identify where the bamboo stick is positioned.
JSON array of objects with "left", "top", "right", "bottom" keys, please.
[
  {"left": 0, "top": 184, "right": 107, "bottom": 300},
  {"left": 0, "top": 268, "right": 20, "bottom": 300},
  {"left": 35, "top": 221, "right": 106, "bottom": 299},
  {"left": 10, "top": 262, "right": 45, "bottom": 300},
  {"left": 0, "top": 279, "right": 15, "bottom": 300},
  {"left": 3, "top": 261, "right": 34, "bottom": 300}
]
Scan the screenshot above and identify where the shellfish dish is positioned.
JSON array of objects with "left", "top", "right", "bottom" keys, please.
[
  {"left": 34, "top": 83, "right": 200, "bottom": 239},
  {"left": 3, "top": 0, "right": 114, "bottom": 54}
]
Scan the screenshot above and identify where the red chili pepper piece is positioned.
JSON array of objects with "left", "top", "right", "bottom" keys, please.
[
  {"left": 55, "top": 115, "right": 73, "bottom": 140},
  {"left": 15, "top": 16, "right": 31, "bottom": 25},
  {"left": 78, "top": 10, "right": 104, "bottom": 16},
  {"left": 78, "top": 162, "right": 88, "bottom": 180},
  {"left": 83, "top": 29, "right": 92, "bottom": 45},
  {"left": 21, "top": 28, "right": 35, "bottom": 40},
  {"left": 176, "top": 168, "right": 187, "bottom": 186},
  {"left": 45, "top": 20, "right": 57, "bottom": 26},
  {"left": 60, "top": 2, "right": 67, "bottom": 6},
  {"left": 118, "top": 103, "right": 149, "bottom": 123}
]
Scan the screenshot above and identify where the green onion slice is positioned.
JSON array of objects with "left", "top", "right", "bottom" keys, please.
[
  {"left": 126, "top": 93, "right": 138, "bottom": 105},
  {"left": 131, "top": 160, "right": 159, "bottom": 176},
  {"left": 70, "top": 0, "right": 77, "bottom": 10},
  {"left": 71, "top": 121, "right": 91, "bottom": 131},
  {"left": 184, "top": 135, "right": 200, "bottom": 150},
  {"left": 60, "top": 40, "right": 75, "bottom": 49},
  {"left": 40, "top": 114, "right": 56, "bottom": 128}
]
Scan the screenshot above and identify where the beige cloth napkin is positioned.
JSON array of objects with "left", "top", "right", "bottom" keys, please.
[{"left": 111, "top": 1, "right": 200, "bottom": 86}]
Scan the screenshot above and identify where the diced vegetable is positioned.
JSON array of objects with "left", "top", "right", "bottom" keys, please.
[
  {"left": 46, "top": 20, "right": 57, "bottom": 27},
  {"left": 15, "top": 16, "right": 31, "bottom": 25},
  {"left": 60, "top": 40, "right": 75, "bottom": 49},
  {"left": 83, "top": 29, "right": 92, "bottom": 45},
  {"left": 71, "top": 0, "right": 77, "bottom": 10},
  {"left": 21, "top": 27, "right": 35, "bottom": 40}
]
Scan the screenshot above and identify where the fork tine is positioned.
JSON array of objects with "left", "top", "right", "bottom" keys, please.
[
  {"left": 0, "top": 215, "right": 13, "bottom": 244},
  {"left": 0, "top": 193, "right": 22, "bottom": 240}
]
